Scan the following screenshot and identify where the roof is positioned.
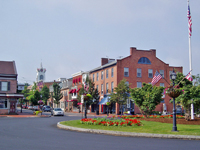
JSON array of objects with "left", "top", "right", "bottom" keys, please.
[
  {"left": 89, "top": 60, "right": 117, "bottom": 73},
  {"left": 0, "top": 61, "right": 17, "bottom": 75}
]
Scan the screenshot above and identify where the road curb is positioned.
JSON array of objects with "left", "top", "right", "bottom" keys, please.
[{"left": 57, "top": 122, "right": 200, "bottom": 140}]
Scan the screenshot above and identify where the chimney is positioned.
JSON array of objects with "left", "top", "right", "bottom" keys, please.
[
  {"left": 150, "top": 49, "right": 156, "bottom": 56},
  {"left": 101, "top": 58, "right": 109, "bottom": 66},
  {"left": 130, "top": 47, "right": 137, "bottom": 55}
]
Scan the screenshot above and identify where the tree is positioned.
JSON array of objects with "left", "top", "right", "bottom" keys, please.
[
  {"left": 40, "top": 85, "right": 50, "bottom": 105},
  {"left": 174, "top": 72, "right": 200, "bottom": 118},
  {"left": 78, "top": 76, "right": 99, "bottom": 107},
  {"left": 27, "top": 83, "right": 40, "bottom": 106},
  {"left": 130, "top": 83, "right": 164, "bottom": 117},
  {"left": 51, "top": 83, "right": 63, "bottom": 107},
  {"left": 109, "top": 79, "right": 130, "bottom": 115}
]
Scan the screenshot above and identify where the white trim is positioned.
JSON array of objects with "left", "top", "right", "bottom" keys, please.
[{"left": 72, "top": 71, "right": 84, "bottom": 77}]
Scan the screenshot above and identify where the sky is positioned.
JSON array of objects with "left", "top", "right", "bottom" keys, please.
[{"left": 0, "top": 0, "right": 199, "bottom": 84}]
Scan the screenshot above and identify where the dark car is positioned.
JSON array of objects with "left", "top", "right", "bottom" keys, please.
[{"left": 42, "top": 106, "right": 51, "bottom": 112}]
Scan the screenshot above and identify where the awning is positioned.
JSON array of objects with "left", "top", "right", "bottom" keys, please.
[
  {"left": 77, "top": 88, "right": 80, "bottom": 93},
  {"left": 98, "top": 97, "right": 109, "bottom": 105},
  {"left": 69, "top": 89, "right": 73, "bottom": 93},
  {"left": 67, "top": 99, "right": 78, "bottom": 102}
]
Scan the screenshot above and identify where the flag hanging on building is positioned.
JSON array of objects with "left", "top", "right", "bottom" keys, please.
[
  {"left": 151, "top": 71, "right": 162, "bottom": 86},
  {"left": 188, "top": 1, "right": 192, "bottom": 37},
  {"left": 185, "top": 72, "right": 193, "bottom": 81}
]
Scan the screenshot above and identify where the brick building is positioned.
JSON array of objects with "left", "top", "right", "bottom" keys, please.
[
  {"left": 89, "top": 47, "right": 183, "bottom": 114},
  {"left": 0, "top": 61, "right": 23, "bottom": 114}
]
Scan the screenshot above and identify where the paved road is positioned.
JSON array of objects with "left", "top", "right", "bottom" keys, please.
[{"left": 0, "top": 112, "right": 200, "bottom": 150}]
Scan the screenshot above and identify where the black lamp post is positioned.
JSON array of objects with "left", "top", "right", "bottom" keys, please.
[{"left": 170, "top": 69, "right": 178, "bottom": 132}]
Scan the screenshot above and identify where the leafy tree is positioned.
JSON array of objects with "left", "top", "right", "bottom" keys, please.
[
  {"left": 22, "top": 86, "right": 30, "bottom": 99},
  {"left": 51, "top": 83, "right": 63, "bottom": 107},
  {"left": 174, "top": 72, "right": 200, "bottom": 117},
  {"left": 130, "top": 83, "right": 164, "bottom": 117},
  {"left": 109, "top": 79, "right": 130, "bottom": 115},
  {"left": 78, "top": 76, "right": 99, "bottom": 107},
  {"left": 40, "top": 85, "right": 50, "bottom": 105},
  {"left": 27, "top": 83, "right": 40, "bottom": 106},
  {"left": 193, "top": 74, "right": 200, "bottom": 86}
]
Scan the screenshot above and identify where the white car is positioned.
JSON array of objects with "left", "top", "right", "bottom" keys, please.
[{"left": 51, "top": 108, "right": 64, "bottom": 116}]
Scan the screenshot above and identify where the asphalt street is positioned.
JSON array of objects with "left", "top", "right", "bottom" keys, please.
[{"left": 0, "top": 110, "right": 200, "bottom": 150}]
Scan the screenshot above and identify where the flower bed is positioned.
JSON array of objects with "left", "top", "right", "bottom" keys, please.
[
  {"left": 80, "top": 117, "right": 142, "bottom": 126},
  {"left": 114, "top": 115, "right": 185, "bottom": 119}
]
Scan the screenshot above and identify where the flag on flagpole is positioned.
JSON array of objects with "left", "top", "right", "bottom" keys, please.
[
  {"left": 188, "top": 1, "right": 192, "bottom": 37},
  {"left": 185, "top": 72, "right": 193, "bottom": 81},
  {"left": 151, "top": 71, "right": 162, "bottom": 86}
]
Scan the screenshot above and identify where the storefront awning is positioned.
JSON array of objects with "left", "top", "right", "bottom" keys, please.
[
  {"left": 67, "top": 99, "right": 78, "bottom": 102},
  {"left": 98, "top": 97, "right": 109, "bottom": 105}
]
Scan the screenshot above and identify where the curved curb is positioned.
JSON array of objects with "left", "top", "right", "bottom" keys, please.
[{"left": 57, "top": 122, "right": 200, "bottom": 140}]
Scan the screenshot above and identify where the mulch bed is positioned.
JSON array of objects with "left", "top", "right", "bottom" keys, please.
[{"left": 138, "top": 117, "right": 200, "bottom": 125}]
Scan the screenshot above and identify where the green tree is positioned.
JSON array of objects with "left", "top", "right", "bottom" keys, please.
[
  {"left": 51, "top": 83, "right": 63, "bottom": 107},
  {"left": 27, "top": 83, "right": 40, "bottom": 106},
  {"left": 130, "top": 83, "right": 164, "bottom": 117},
  {"left": 174, "top": 72, "right": 200, "bottom": 117},
  {"left": 78, "top": 76, "right": 99, "bottom": 107},
  {"left": 40, "top": 85, "right": 50, "bottom": 105},
  {"left": 109, "top": 79, "right": 130, "bottom": 115}
]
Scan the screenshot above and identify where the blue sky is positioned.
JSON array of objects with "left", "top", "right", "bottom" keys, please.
[{"left": 0, "top": 0, "right": 199, "bottom": 84}]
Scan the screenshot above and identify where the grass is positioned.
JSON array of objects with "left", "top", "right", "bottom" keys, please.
[{"left": 60, "top": 120, "right": 200, "bottom": 136}]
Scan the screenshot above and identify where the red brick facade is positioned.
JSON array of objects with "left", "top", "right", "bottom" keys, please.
[{"left": 90, "top": 47, "right": 182, "bottom": 114}]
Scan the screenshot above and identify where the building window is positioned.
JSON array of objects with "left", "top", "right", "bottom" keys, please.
[
  {"left": 111, "top": 82, "right": 114, "bottom": 93},
  {"left": 160, "top": 83, "right": 164, "bottom": 87},
  {"left": 160, "top": 70, "right": 164, "bottom": 78},
  {"left": 138, "top": 57, "right": 151, "bottom": 64},
  {"left": 106, "top": 70, "right": 108, "bottom": 78},
  {"left": 101, "top": 71, "right": 104, "bottom": 80},
  {"left": 93, "top": 74, "right": 95, "bottom": 82},
  {"left": 96, "top": 73, "right": 99, "bottom": 81},
  {"left": 169, "top": 71, "right": 173, "bottom": 78},
  {"left": 125, "top": 81, "right": 129, "bottom": 86},
  {"left": 96, "top": 85, "right": 98, "bottom": 92},
  {"left": 137, "top": 68, "right": 142, "bottom": 77},
  {"left": 137, "top": 82, "right": 142, "bottom": 88},
  {"left": 0, "top": 99, "right": 7, "bottom": 108},
  {"left": 148, "top": 69, "right": 153, "bottom": 78},
  {"left": 124, "top": 68, "right": 129, "bottom": 77},
  {"left": 111, "top": 68, "right": 114, "bottom": 77},
  {"left": 40, "top": 75, "right": 43, "bottom": 80},
  {"left": 101, "top": 84, "right": 103, "bottom": 94},
  {"left": 0, "top": 82, "right": 10, "bottom": 91},
  {"left": 106, "top": 83, "right": 108, "bottom": 94}
]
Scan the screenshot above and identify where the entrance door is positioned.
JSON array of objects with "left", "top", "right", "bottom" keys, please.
[{"left": 10, "top": 101, "right": 16, "bottom": 113}]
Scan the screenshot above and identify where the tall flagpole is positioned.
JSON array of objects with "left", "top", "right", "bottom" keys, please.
[{"left": 187, "top": 0, "right": 194, "bottom": 120}]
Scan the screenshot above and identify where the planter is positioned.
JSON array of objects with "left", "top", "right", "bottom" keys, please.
[
  {"left": 166, "top": 89, "right": 181, "bottom": 98},
  {"left": 84, "top": 96, "right": 89, "bottom": 101}
]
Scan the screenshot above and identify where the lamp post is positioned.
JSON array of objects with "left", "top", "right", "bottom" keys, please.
[{"left": 170, "top": 69, "right": 178, "bottom": 132}]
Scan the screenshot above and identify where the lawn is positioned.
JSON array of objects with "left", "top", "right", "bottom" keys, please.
[{"left": 60, "top": 120, "right": 200, "bottom": 136}]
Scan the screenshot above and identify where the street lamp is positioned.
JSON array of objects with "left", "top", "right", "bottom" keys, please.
[{"left": 170, "top": 69, "right": 178, "bottom": 132}]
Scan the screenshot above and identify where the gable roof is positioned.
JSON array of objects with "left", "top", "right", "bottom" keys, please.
[{"left": 0, "top": 61, "right": 17, "bottom": 75}]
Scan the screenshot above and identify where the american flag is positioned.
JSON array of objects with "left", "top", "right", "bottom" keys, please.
[
  {"left": 188, "top": 1, "right": 192, "bottom": 37},
  {"left": 151, "top": 71, "right": 162, "bottom": 86},
  {"left": 185, "top": 72, "right": 193, "bottom": 81}
]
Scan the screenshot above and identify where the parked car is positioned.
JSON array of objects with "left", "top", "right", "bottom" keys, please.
[
  {"left": 22, "top": 105, "right": 27, "bottom": 109},
  {"left": 51, "top": 108, "right": 64, "bottom": 116},
  {"left": 33, "top": 106, "right": 39, "bottom": 111},
  {"left": 42, "top": 106, "right": 51, "bottom": 112},
  {"left": 28, "top": 106, "right": 33, "bottom": 110}
]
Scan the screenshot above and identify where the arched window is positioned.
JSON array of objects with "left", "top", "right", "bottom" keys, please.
[
  {"left": 40, "top": 75, "right": 43, "bottom": 80},
  {"left": 138, "top": 57, "right": 151, "bottom": 64}
]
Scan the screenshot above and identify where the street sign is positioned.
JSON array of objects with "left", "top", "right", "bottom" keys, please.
[{"left": 81, "top": 95, "right": 84, "bottom": 103}]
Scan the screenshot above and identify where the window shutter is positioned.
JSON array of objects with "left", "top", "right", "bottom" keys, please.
[
  {"left": 0, "top": 82, "right": 1, "bottom": 91},
  {"left": 7, "top": 82, "right": 10, "bottom": 91}
]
